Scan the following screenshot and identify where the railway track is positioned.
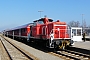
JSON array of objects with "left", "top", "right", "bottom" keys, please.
[
  {"left": 1, "top": 34, "right": 90, "bottom": 60},
  {"left": 49, "top": 48, "right": 90, "bottom": 60},
  {"left": 0, "top": 36, "right": 37, "bottom": 60},
  {"left": 0, "top": 38, "right": 10, "bottom": 60},
  {"left": 12, "top": 37, "right": 90, "bottom": 60}
]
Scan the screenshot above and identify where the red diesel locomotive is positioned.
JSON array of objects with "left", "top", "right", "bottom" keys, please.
[{"left": 5, "top": 17, "right": 73, "bottom": 49}]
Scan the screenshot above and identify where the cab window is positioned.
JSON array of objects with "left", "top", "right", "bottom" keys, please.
[
  {"left": 33, "top": 22, "right": 37, "bottom": 26},
  {"left": 38, "top": 21, "right": 44, "bottom": 24}
]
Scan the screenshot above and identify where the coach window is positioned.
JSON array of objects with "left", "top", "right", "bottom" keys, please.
[
  {"left": 21, "top": 28, "right": 24, "bottom": 33},
  {"left": 21, "top": 28, "right": 27, "bottom": 33},
  {"left": 24, "top": 28, "right": 27, "bottom": 33},
  {"left": 16, "top": 29, "right": 19, "bottom": 34}
]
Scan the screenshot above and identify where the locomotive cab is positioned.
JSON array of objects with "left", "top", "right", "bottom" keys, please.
[{"left": 32, "top": 17, "right": 53, "bottom": 38}]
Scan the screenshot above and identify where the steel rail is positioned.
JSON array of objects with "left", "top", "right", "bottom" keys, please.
[
  {"left": 0, "top": 38, "right": 13, "bottom": 60},
  {"left": 0, "top": 36, "right": 35, "bottom": 60},
  {"left": 49, "top": 49, "right": 90, "bottom": 60}
]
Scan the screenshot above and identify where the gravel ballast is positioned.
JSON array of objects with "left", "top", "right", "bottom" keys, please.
[{"left": 3, "top": 36, "right": 63, "bottom": 60}]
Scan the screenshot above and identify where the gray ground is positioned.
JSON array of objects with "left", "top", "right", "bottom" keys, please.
[
  {"left": 73, "top": 41, "right": 90, "bottom": 50},
  {"left": 3, "top": 36, "right": 63, "bottom": 60}
]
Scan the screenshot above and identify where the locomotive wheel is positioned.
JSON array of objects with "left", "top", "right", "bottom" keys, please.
[{"left": 59, "top": 41, "right": 66, "bottom": 50}]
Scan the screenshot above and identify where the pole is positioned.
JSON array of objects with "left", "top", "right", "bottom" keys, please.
[
  {"left": 38, "top": 10, "right": 43, "bottom": 18},
  {"left": 13, "top": 31, "right": 14, "bottom": 39},
  {"left": 82, "top": 14, "right": 84, "bottom": 32}
]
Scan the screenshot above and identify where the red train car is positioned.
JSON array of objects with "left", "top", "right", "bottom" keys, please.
[
  {"left": 5, "top": 23, "right": 33, "bottom": 39},
  {"left": 5, "top": 17, "right": 74, "bottom": 49}
]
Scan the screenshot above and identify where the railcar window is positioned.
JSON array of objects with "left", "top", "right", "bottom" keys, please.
[
  {"left": 77, "top": 29, "right": 81, "bottom": 36},
  {"left": 21, "top": 28, "right": 27, "bottom": 33},
  {"left": 72, "top": 29, "right": 76, "bottom": 36},
  {"left": 15, "top": 29, "right": 19, "bottom": 34}
]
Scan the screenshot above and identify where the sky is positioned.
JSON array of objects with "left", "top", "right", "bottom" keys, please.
[{"left": 0, "top": 0, "right": 90, "bottom": 31}]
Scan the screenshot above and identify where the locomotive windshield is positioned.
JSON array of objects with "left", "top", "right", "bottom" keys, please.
[
  {"left": 33, "top": 18, "right": 53, "bottom": 25},
  {"left": 38, "top": 20, "right": 44, "bottom": 24},
  {"left": 33, "top": 18, "right": 53, "bottom": 24},
  {"left": 33, "top": 20, "right": 44, "bottom": 26}
]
